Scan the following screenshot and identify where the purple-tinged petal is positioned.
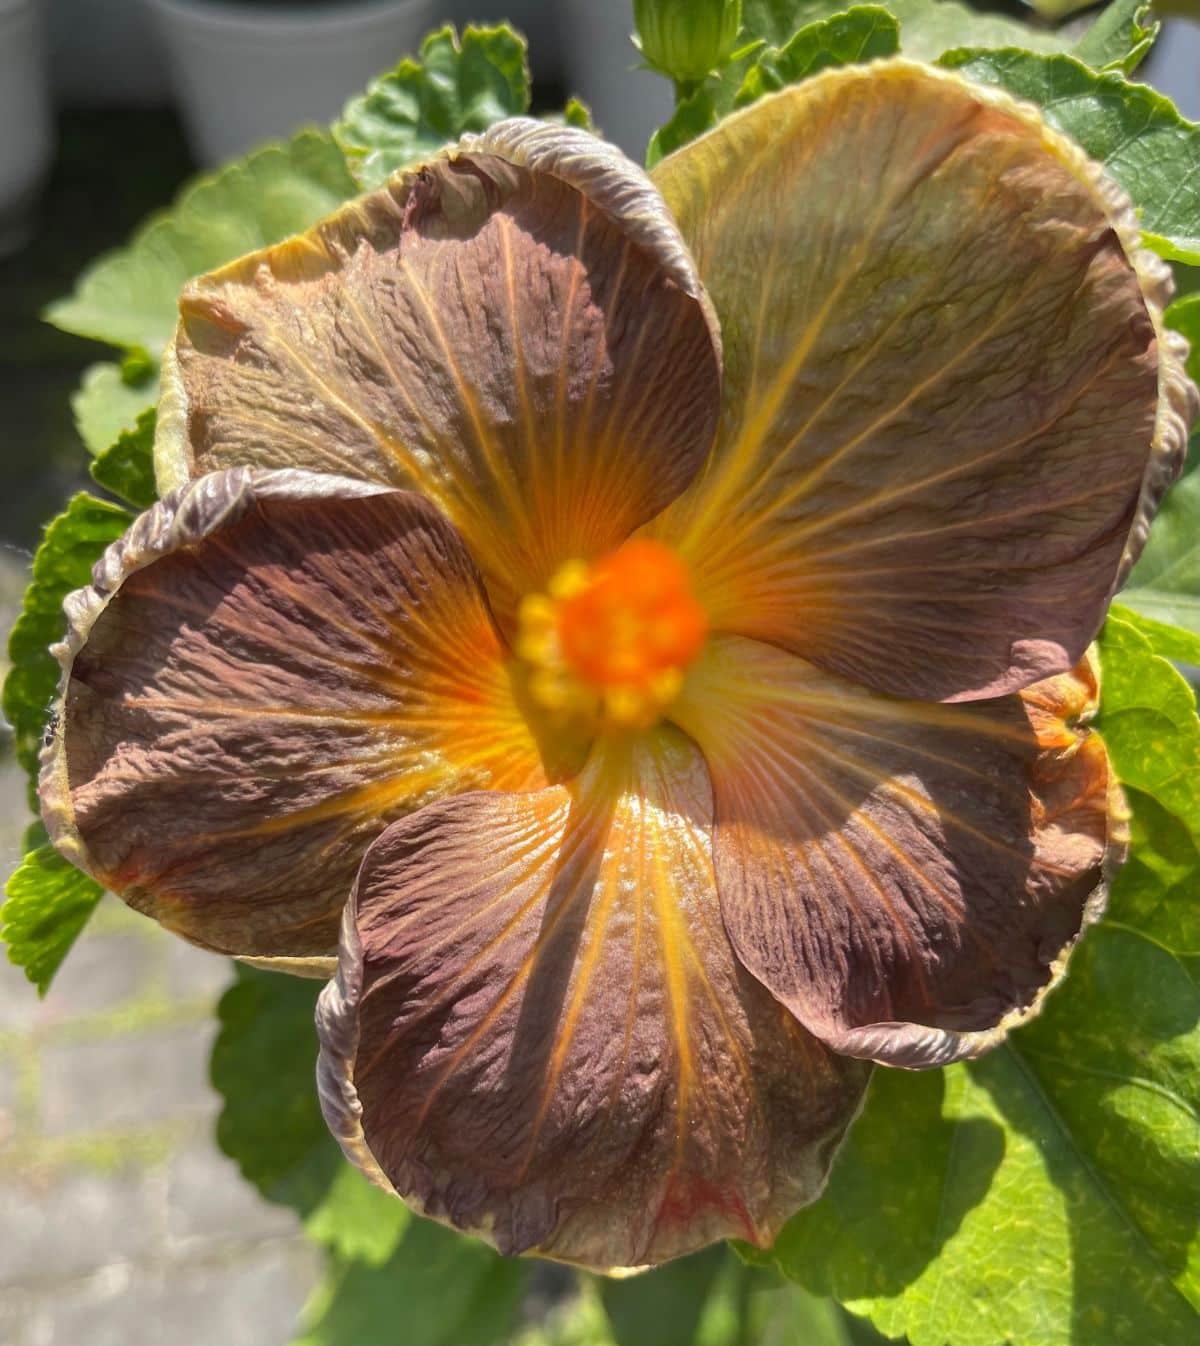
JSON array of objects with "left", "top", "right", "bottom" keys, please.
[
  {"left": 316, "top": 727, "right": 868, "bottom": 1270},
  {"left": 156, "top": 121, "right": 721, "bottom": 627},
  {"left": 41, "top": 469, "right": 547, "bottom": 962},
  {"left": 670, "top": 637, "right": 1121, "bottom": 1068}
]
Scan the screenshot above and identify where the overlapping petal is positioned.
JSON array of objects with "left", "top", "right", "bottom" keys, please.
[
  {"left": 669, "top": 637, "right": 1121, "bottom": 1068},
  {"left": 156, "top": 120, "right": 721, "bottom": 624},
  {"left": 648, "top": 60, "right": 1197, "bottom": 702},
  {"left": 40, "top": 469, "right": 547, "bottom": 963},
  {"left": 316, "top": 727, "right": 868, "bottom": 1270}
]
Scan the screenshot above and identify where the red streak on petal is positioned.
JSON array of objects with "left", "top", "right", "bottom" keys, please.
[{"left": 655, "top": 1170, "right": 760, "bottom": 1246}]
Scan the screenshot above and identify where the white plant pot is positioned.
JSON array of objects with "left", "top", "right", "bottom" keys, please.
[
  {"left": 148, "top": 0, "right": 438, "bottom": 167},
  {"left": 1153, "top": 17, "right": 1200, "bottom": 121},
  {"left": 0, "top": 0, "right": 53, "bottom": 256},
  {"left": 49, "top": 0, "right": 172, "bottom": 106},
  {"left": 560, "top": 0, "right": 672, "bottom": 162}
]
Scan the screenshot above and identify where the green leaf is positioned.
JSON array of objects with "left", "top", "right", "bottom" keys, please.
[
  {"left": 768, "top": 1026, "right": 1199, "bottom": 1345},
  {"left": 1099, "top": 614, "right": 1200, "bottom": 984},
  {"left": 2, "top": 846, "right": 104, "bottom": 995},
  {"left": 601, "top": 1250, "right": 730, "bottom": 1346},
  {"left": 23, "top": 820, "right": 48, "bottom": 853},
  {"left": 645, "top": 82, "right": 721, "bottom": 167},
  {"left": 733, "top": 7, "right": 901, "bottom": 108},
  {"left": 1110, "top": 603, "right": 1200, "bottom": 666},
  {"left": 647, "top": 5, "right": 896, "bottom": 167},
  {"left": 741, "top": 0, "right": 828, "bottom": 46},
  {"left": 601, "top": 1247, "right": 865, "bottom": 1346},
  {"left": 1122, "top": 468, "right": 1200, "bottom": 638},
  {"left": 90, "top": 409, "right": 158, "bottom": 510},
  {"left": 647, "top": 82, "right": 731, "bottom": 168},
  {"left": 1175, "top": 262, "right": 1200, "bottom": 300},
  {"left": 1120, "top": 296, "right": 1200, "bottom": 636},
  {"left": 3, "top": 494, "right": 132, "bottom": 809},
  {"left": 647, "top": 0, "right": 1075, "bottom": 165},
  {"left": 211, "top": 966, "right": 407, "bottom": 1263},
  {"left": 292, "top": 1219, "right": 529, "bottom": 1346},
  {"left": 762, "top": 615, "right": 1200, "bottom": 1345},
  {"left": 753, "top": 1069, "right": 1006, "bottom": 1334},
  {"left": 513, "top": 1297, "right": 613, "bottom": 1346},
  {"left": 517, "top": 1290, "right": 616, "bottom": 1346},
  {"left": 1099, "top": 613, "right": 1200, "bottom": 861},
  {"left": 938, "top": 48, "right": 1200, "bottom": 264},
  {"left": 1027, "top": 0, "right": 1100, "bottom": 16},
  {"left": 887, "top": 0, "right": 1071, "bottom": 60},
  {"left": 46, "top": 131, "right": 356, "bottom": 358},
  {"left": 71, "top": 360, "right": 160, "bottom": 457},
  {"left": 334, "top": 24, "right": 530, "bottom": 193},
  {"left": 561, "top": 97, "right": 595, "bottom": 131},
  {"left": 302, "top": 1161, "right": 409, "bottom": 1266},
  {"left": 292, "top": 1239, "right": 869, "bottom": 1346},
  {"left": 742, "top": 0, "right": 1070, "bottom": 59},
  {"left": 715, "top": 1278, "right": 870, "bottom": 1346},
  {"left": 1113, "top": 782, "right": 1200, "bottom": 979},
  {"left": 1074, "top": 0, "right": 1160, "bottom": 74},
  {"left": 1165, "top": 293, "right": 1200, "bottom": 389}
]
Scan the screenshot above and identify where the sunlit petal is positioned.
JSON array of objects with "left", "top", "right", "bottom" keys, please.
[{"left": 648, "top": 60, "right": 1196, "bottom": 702}]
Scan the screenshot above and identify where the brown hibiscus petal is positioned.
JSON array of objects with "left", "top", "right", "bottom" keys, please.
[
  {"left": 316, "top": 726, "right": 868, "bottom": 1270},
  {"left": 156, "top": 119, "right": 721, "bottom": 626},
  {"left": 40, "top": 469, "right": 547, "bottom": 963},
  {"left": 647, "top": 59, "right": 1197, "bottom": 702},
  {"left": 669, "top": 636, "right": 1122, "bottom": 1068}
]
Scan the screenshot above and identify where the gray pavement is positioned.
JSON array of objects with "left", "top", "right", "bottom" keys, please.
[{"left": 0, "top": 839, "right": 321, "bottom": 1346}]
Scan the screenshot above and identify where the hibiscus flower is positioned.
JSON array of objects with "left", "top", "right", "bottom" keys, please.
[{"left": 41, "top": 61, "right": 1197, "bottom": 1270}]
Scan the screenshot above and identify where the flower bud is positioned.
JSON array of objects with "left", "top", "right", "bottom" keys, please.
[{"left": 634, "top": 0, "right": 742, "bottom": 84}]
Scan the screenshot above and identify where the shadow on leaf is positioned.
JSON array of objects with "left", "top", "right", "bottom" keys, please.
[
  {"left": 975, "top": 921, "right": 1199, "bottom": 1344},
  {"left": 764, "top": 1066, "right": 1005, "bottom": 1302},
  {"left": 210, "top": 965, "right": 405, "bottom": 1264}
]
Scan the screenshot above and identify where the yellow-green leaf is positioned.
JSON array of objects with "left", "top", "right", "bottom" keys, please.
[
  {"left": 4, "top": 493, "right": 131, "bottom": 808},
  {"left": 46, "top": 131, "right": 356, "bottom": 357},
  {"left": 2, "top": 846, "right": 103, "bottom": 995},
  {"left": 90, "top": 409, "right": 158, "bottom": 509}
]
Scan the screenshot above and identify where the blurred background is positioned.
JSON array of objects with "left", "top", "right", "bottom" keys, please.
[{"left": 0, "top": 2, "right": 1196, "bottom": 1343}]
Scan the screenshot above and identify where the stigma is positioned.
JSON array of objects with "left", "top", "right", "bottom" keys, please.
[{"left": 517, "top": 539, "right": 708, "bottom": 730}]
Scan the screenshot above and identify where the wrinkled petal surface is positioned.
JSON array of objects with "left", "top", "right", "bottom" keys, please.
[
  {"left": 316, "top": 727, "right": 868, "bottom": 1270},
  {"left": 41, "top": 469, "right": 546, "bottom": 960},
  {"left": 157, "top": 120, "right": 721, "bottom": 625},
  {"left": 669, "top": 637, "right": 1120, "bottom": 1067},
  {"left": 649, "top": 60, "right": 1196, "bottom": 702}
]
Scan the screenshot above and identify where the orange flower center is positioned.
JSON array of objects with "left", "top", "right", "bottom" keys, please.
[{"left": 517, "top": 539, "right": 708, "bottom": 729}]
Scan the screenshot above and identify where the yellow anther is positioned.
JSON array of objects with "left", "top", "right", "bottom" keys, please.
[
  {"left": 548, "top": 560, "right": 590, "bottom": 601},
  {"left": 515, "top": 540, "right": 707, "bottom": 733}
]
